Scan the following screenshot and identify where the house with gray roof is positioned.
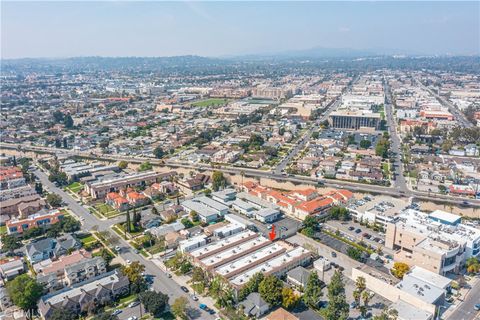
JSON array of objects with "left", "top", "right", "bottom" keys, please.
[
  {"left": 240, "top": 292, "right": 270, "bottom": 318},
  {"left": 26, "top": 235, "right": 81, "bottom": 264}
]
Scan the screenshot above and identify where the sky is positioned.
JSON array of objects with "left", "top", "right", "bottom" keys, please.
[{"left": 1, "top": 1, "right": 479, "bottom": 59}]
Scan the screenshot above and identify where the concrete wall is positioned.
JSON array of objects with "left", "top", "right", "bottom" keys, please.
[{"left": 351, "top": 268, "right": 436, "bottom": 315}]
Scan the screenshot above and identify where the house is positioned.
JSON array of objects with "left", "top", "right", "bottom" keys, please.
[
  {"left": 164, "top": 231, "right": 186, "bottom": 249},
  {"left": 25, "top": 235, "right": 81, "bottom": 264},
  {"left": 0, "top": 258, "right": 25, "bottom": 280},
  {"left": 105, "top": 192, "right": 129, "bottom": 212},
  {"left": 0, "top": 287, "right": 12, "bottom": 310},
  {"left": 125, "top": 191, "right": 149, "bottom": 207},
  {"left": 37, "top": 270, "right": 129, "bottom": 319},
  {"left": 240, "top": 292, "right": 270, "bottom": 318},
  {"left": 266, "top": 308, "right": 299, "bottom": 320},
  {"left": 286, "top": 266, "right": 311, "bottom": 290}
]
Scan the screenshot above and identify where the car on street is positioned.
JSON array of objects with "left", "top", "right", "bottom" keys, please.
[
  {"left": 167, "top": 273, "right": 172, "bottom": 278},
  {"left": 126, "top": 259, "right": 132, "bottom": 265},
  {"left": 348, "top": 226, "right": 355, "bottom": 231},
  {"left": 181, "top": 286, "right": 189, "bottom": 293},
  {"left": 111, "top": 310, "right": 122, "bottom": 316},
  {"left": 128, "top": 301, "right": 140, "bottom": 308},
  {"left": 191, "top": 294, "right": 198, "bottom": 301},
  {"left": 127, "top": 317, "right": 137, "bottom": 320},
  {"left": 331, "top": 251, "right": 337, "bottom": 258},
  {"left": 115, "top": 246, "right": 121, "bottom": 252},
  {"left": 474, "top": 304, "right": 480, "bottom": 311}
]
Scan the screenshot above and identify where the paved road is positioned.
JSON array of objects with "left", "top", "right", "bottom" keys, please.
[
  {"left": 413, "top": 77, "right": 473, "bottom": 128},
  {"left": 33, "top": 168, "right": 216, "bottom": 320},
  {"left": 3, "top": 143, "right": 480, "bottom": 208},
  {"left": 447, "top": 279, "right": 480, "bottom": 320},
  {"left": 384, "top": 81, "right": 408, "bottom": 193}
]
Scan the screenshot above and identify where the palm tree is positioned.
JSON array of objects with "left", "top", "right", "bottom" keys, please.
[{"left": 362, "top": 290, "right": 372, "bottom": 309}]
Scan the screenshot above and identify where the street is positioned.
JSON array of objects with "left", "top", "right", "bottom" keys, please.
[
  {"left": 33, "top": 168, "right": 216, "bottom": 320},
  {"left": 447, "top": 278, "right": 480, "bottom": 320}
]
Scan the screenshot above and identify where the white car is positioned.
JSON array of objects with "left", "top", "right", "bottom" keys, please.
[
  {"left": 126, "top": 259, "right": 132, "bottom": 265},
  {"left": 127, "top": 317, "right": 138, "bottom": 320}
]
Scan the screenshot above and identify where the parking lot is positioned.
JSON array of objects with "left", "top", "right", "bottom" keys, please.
[{"left": 324, "top": 220, "right": 395, "bottom": 256}]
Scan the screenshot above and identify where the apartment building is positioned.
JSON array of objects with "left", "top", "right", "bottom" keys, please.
[
  {"left": 37, "top": 270, "right": 129, "bottom": 319},
  {"left": 37, "top": 256, "right": 106, "bottom": 292},
  {"left": 85, "top": 171, "right": 176, "bottom": 199},
  {"left": 0, "top": 185, "right": 37, "bottom": 202},
  {"left": 385, "top": 209, "right": 480, "bottom": 275},
  {"left": 6, "top": 209, "right": 64, "bottom": 235},
  {"left": 0, "top": 167, "right": 26, "bottom": 190},
  {"left": 186, "top": 229, "right": 311, "bottom": 290}
]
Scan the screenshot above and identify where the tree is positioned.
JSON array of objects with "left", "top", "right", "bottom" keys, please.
[
  {"left": 64, "top": 114, "right": 74, "bottom": 128},
  {"left": 35, "top": 182, "right": 43, "bottom": 194},
  {"left": 258, "top": 275, "right": 283, "bottom": 307},
  {"left": 125, "top": 210, "right": 131, "bottom": 233},
  {"left": 49, "top": 308, "right": 78, "bottom": 320},
  {"left": 62, "top": 137, "right": 68, "bottom": 148},
  {"left": 391, "top": 262, "right": 410, "bottom": 279},
  {"left": 329, "top": 206, "right": 350, "bottom": 221},
  {"left": 1, "top": 234, "right": 22, "bottom": 252},
  {"left": 120, "top": 261, "right": 147, "bottom": 293},
  {"left": 171, "top": 296, "right": 188, "bottom": 320},
  {"left": 6, "top": 274, "right": 43, "bottom": 313},
  {"left": 138, "top": 291, "right": 169, "bottom": 317},
  {"left": 303, "top": 271, "right": 323, "bottom": 309},
  {"left": 466, "top": 257, "right": 480, "bottom": 274},
  {"left": 212, "top": 171, "right": 226, "bottom": 191},
  {"left": 375, "top": 137, "right": 390, "bottom": 159},
  {"left": 312, "top": 131, "right": 319, "bottom": 139},
  {"left": 346, "top": 247, "right": 363, "bottom": 261},
  {"left": 138, "top": 161, "right": 153, "bottom": 172},
  {"left": 190, "top": 210, "right": 199, "bottom": 222},
  {"left": 118, "top": 161, "right": 128, "bottom": 170},
  {"left": 46, "top": 193, "right": 63, "bottom": 207},
  {"left": 324, "top": 270, "right": 349, "bottom": 320},
  {"left": 359, "top": 140, "right": 372, "bottom": 149},
  {"left": 238, "top": 272, "right": 264, "bottom": 301},
  {"left": 153, "top": 146, "right": 165, "bottom": 159},
  {"left": 53, "top": 110, "right": 64, "bottom": 123},
  {"left": 362, "top": 290, "right": 372, "bottom": 309},
  {"left": 353, "top": 276, "right": 366, "bottom": 306},
  {"left": 373, "top": 307, "right": 398, "bottom": 320},
  {"left": 55, "top": 139, "right": 62, "bottom": 148},
  {"left": 282, "top": 287, "right": 300, "bottom": 310}
]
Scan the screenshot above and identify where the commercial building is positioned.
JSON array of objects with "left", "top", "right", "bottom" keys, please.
[
  {"left": 385, "top": 209, "right": 480, "bottom": 275},
  {"left": 351, "top": 265, "right": 451, "bottom": 320},
  {"left": 328, "top": 110, "right": 381, "bottom": 130},
  {"left": 85, "top": 171, "right": 176, "bottom": 199},
  {"left": 37, "top": 270, "right": 129, "bottom": 319},
  {"left": 59, "top": 160, "right": 119, "bottom": 180},
  {"left": 178, "top": 235, "right": 208, "bottom": 253},
  {"left": 348, "top": 196, "right": 409, "bottom": 228},
  {"left": 182, "top": 196, "right": 229, "bottom": 223}
]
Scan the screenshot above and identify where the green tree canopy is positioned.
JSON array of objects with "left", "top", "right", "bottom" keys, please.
[
  {"left": 258, "top": 275, "right": 283, "bottom": 307},
  {"left": 138, "top": 290, "right": 169, "bottom": 317},
  {"left": 212, "top": 171, "right": 227, "bottom": 191},
  {"left": 303, "top": 271, "right": 323, "bottom": 309},
  {"left": 324, "top": 270, "right": 349, "bottom": 320},
  {"left": 6, "top": 274, "right": 43, "bottom": 312}
]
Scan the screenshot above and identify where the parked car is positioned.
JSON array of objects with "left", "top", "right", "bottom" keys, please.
[
  {"left": 199, "top": 303, "right": 208, "bottom": 310},
  {"left": 355, "top": 228, "right": 362, "bottom": 234},
  {"left": 181, "top": 286, "right": 189, "bottom": 293},
  {"left": 348, "top": 226, "right": 355, "bottom": 231},
  {"left": 128, "top": 301, "right": 140, "bottom": 308},
  {"left": 191, "top": 294, "right": 199, "bottom": 301},
  {"left": 474, "top": 304, "right": 480, "bottom": 311},
  {"left": 112, "top": 310, "right": 122, "bottom": 316},
  {"left": 331, "top": 251, "right": 337, "bottom": 258}
]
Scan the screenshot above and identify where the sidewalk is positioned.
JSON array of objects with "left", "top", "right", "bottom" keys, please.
[
  {"left": 150, "top": 258, "right": 219, "bottom": 313},
  {"left": 441, "top": 276, "right": 480, "bottom": 319}
]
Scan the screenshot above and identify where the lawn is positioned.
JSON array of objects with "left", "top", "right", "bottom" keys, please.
[
  {"left": 95, "top": 203, "right": 119, "bottom": 218},
  {"left": 79, "top": 234, "right": 96, "bottom": 245},
  {"left": 66, "top": 182, "right": 84, "bottom": 193},
  {"left": 0, "top": 225, "right": 7, "bottom": 235},
  {"left": 191, "top": 98, "right": 229, "bottom": 107}
]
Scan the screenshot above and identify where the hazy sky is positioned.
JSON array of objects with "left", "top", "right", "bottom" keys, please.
[{"left": 1, "top": 1, "right": 479, "bottom": 58}]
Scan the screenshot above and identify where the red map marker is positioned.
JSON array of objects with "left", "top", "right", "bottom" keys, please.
[{"left": 269, "top": 224, "right": 276, "bottom": 241}]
